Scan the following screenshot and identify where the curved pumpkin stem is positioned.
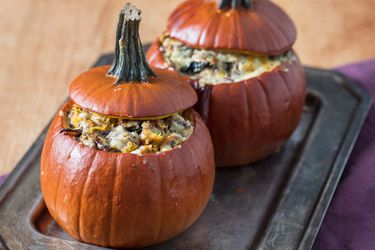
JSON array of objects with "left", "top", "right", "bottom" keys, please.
[
  {"left": 108, "top": 3, "right": 155, "bottom": 83},
  {"left": 218, "top": 0, "right": 252, "bottom": 9}
]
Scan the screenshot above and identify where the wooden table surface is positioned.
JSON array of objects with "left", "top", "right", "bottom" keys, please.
[{"left": 1, "top": 0, "right": 374, "bottom": 175}]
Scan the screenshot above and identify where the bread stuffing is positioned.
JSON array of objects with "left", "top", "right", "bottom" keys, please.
[
  {"left": 61, "top": 104, "right": 194, "bottom": 154},
  {"left": 161, "top": 36, "right": 295, "bottom": 86}
]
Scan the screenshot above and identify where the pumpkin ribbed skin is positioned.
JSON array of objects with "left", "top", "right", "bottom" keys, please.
[
  {"left": 41, "top": 101, "right": 215, "bottom": 248},
  {"left": 205, "top": 59, "right": 306, "bottom": 166},
  {"left": 147, "top": 41, "right": 306, "bottom": 166},
  {"left": 166, "top": 0, "right": 296, "bottom": 55},
  {"left": 70, "top": 65, "right": 197, "bottom": 118}
]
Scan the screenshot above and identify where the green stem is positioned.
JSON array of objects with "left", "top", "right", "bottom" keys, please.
[
  {"left": 218, "top": 0, "right": 252, "bottom": 9},
  {"left": 107, "top": 3, "right": 155, "bottom": 83}
]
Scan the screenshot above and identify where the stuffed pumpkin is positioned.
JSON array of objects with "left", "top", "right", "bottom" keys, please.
[
  {"left": 41, "top": 3, "right": 215, "bottom": 248},
  {"left": 147, "top": 0, "right": 306, "bottom": 166}
]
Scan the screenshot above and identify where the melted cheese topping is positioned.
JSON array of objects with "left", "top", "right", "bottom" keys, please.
[
  {"left": 161, "top": 36, "right": 294, "bottom": 86},
  {"left": 62, "top": 104, "right": 194, "bottom": 155}
]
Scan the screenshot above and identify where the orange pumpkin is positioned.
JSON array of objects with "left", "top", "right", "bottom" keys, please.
[
  {"left": 147, "top": 0, "right": 306, "bottom": 166},
  {"left": 41, "top": 3, "right": 215, "bottom": 248}
]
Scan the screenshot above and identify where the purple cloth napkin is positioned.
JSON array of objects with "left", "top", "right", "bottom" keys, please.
[
  {"left": 0, "top": 60, "right": 374, "bottom": 249},
  {"left": 0, "top": 174, "right": 7, "bottom": 186},
  {"left": 313, "top": 59, "right": 375, "bottom": 250}
]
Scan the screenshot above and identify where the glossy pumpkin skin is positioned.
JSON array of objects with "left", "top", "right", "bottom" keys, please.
[
  {"left": 41, "top": 101, "right": 215, "bottom": 248},
  {"left": 166, "top": 0, "right": 297, "bottom": 55},
  {"left": 147, "top": 41, "right": 306, "bottom": 166},
  {"left": 70, "top": 65, "right": 197, "bottom": 118}
]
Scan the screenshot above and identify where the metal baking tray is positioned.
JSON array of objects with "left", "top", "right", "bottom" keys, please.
[{"left": 0, "top": 53, "right": 371, "bottom": 250}]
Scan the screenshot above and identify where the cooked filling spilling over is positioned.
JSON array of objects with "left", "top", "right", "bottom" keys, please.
[
  {"left": 161, "top": 36, "right": 295, "bottom": 86},
  {"left": 61, "top": 105, "right": 194, "bottom": 154}
]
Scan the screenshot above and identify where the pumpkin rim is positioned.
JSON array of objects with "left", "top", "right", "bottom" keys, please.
[{"left": 166, "top": 34, "right": 294, "bottom": 57}]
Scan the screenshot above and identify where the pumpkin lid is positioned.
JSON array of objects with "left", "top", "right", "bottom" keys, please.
[
  {"left": 166, "top": 0, "right": 297, "bottom": 55},
  {"left": 70, "top": 3, "right": 197, "bottom": 118}
]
